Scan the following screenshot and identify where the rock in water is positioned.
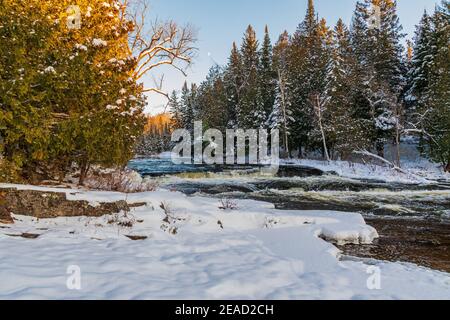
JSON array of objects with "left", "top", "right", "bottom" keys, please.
[{"left": 276, "top": 165, "right": 324, "bottom": 178}]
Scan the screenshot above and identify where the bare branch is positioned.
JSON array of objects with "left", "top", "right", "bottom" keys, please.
[{"left": 121, "top": 1, "right": 197, "bottom": 102}]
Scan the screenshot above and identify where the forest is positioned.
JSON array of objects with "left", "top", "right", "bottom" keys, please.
[{"left": 169, "top": 0, "right": 450, "bottom": 170}]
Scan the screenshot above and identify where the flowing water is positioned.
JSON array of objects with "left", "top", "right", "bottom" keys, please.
[{"left": 128, "top": 158, "right": 450, "bottom": 273}]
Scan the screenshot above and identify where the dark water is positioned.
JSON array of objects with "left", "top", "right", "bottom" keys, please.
[
  {"left": 339, "top": 218, "right": 450, "bottom": 273},
  {"left": 128, "top": 158, "right": 220, "bottom": 176},
  {"left": 129, "top": 158, "right": 450, "bottom": 272}
]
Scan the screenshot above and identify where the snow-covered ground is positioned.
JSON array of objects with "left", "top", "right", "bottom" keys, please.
[
  {"left": 0, "top": 184, "right": 449, "bottom": 300},
  {"left": 281, "top": 158, "right": 450, "bottom": 184}
]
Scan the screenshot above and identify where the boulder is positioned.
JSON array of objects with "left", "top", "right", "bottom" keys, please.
[
  {"left": 276, "top": 165, "right": 324, "bottom": 178},
  {"left": 0, "top": 187, "right": 134, "bottom": 220}
]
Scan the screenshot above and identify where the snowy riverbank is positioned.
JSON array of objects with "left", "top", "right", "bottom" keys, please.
[
  {"left": 0, "top": 184, "right": 449, "bottom": 299},
  {"left": 280, "top": 158, "right": 450, "bottom": 185}
]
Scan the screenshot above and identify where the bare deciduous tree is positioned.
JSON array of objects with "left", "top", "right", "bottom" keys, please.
[{"left": 120, "top": 0, "right": 197, "bottom": 100}]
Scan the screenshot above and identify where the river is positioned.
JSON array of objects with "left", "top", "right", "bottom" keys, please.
[{"left": 128, "top": 158, "right": 450, "bottom": 273}]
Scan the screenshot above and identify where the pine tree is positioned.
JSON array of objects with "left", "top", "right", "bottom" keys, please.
[
  {"left": 223, "top": 42, "right": 243, "bottom": 128},
  {"left": 350, "top": 0, "right": 406, "bottom": 157},
  {"left": 271, "top": 31, "right": 292, "bottom": 156},
  {"left": 287, "top": 0, "right": 330, "bottom": 157},
  {"left": 239, "top": 25, "right": 264, "bottom": 129},
  {"left": 169, "top": 91, "right": 183, "bottom": 130},
  {"left": 349, "top": 0, "right": 374, "bottom": 136},
  {"left": 180, "top": 82, "right": 195, "bottom": 132},
  {"left": 420, "top": 1, "right": 450, "bottom": 171},
  {"left": 326, "top": 19, "right": 371, "bottom": 159},
  {"left": 287, "top": 0, "right": 318, "bottom": 156},
  {"left": 407, "top": 11, "right": 435, "bottom": 111},
  {"left": 197, "top": 65, "right": 228, "bottom": 131},
  {"left": 258, "top": 26, "right": 276, "bottom": 123}
]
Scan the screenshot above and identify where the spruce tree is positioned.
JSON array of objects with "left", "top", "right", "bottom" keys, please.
[
  {"left": 239, "top": 25, "right": 264, "bottom": 129},
  {"left": 270, "top": 31, "right": 292, "bottom": 156},
  {"left": 180, "top": 82, "right": 195, "bottom": 132},
  {"left": 169, "top": 91, "right": 183, "bottom": 130},
  {"left": 287, "top": 0, "right": 330, "bottom": 156},
  {"left": 197, "top": 66, "right": 228, "bottom": 131},
  {"left": 223, "top": 42, "right": 243, "bottom": 128},
  {"left": 350, "top": 0, "right": 406, "bottom": 157},
  {"left": 287, "top": 0, "right": 319, "bottom": 156},
  {"left": 421, "top": 1, "right": 450, "bottom": 171},
  {"left": 407, "top": 11, "right": 436, "bottom": 112},
  {"left": 258, "top": 26, "right": 276, "bottom": 123},
  {"left": 326, "top": 19, "right": 371, "bottom": 159}
]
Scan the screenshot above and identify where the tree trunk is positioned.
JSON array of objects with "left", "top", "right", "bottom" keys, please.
[
  {"left": 395, "top": 130, "right": 401, "bottom": 169},
  {"left": 394, "top": 105, "right": 403, "bottom": 168},
  {"left": 278, "top": 69, "right": 290, "bottom": 158},
  {"left": 376, "top": 141, "right": 385, "bottom": 158},
  {"left": 78, "top": 160, "right": 90, "bottom": 186},
  {"left": 314, "top": 95, "right": 330, "bottom": 162},
  {"left": 298, "top": 145, "right": 303, "bottom": 159},
  {"left": 445, "top": 160, "right": 450, "bottom": 173}
]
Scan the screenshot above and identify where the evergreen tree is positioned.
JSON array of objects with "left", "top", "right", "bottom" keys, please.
[
  {"left": 180, "top": 82, "right": 195, "bottom": 132},
  {"left": 420, "top": 1, "right": 450, "bottom": 171},
  {"left": 239, "top": 25, "right": 264, "bottom": 128},
  {"left": 169, "top": 91, "right": 183, "bottom": 130},
  {"left": 0, "top": 0, "right": 145, "bottom": 183},
  {"left": 407, "top": 11, "right": 436, "bottom": 111},
  {"left": 287, "top": 0, "right": 318, "bottom": 155},
  {"left": 350, "top": 0, "right": 406, "bottom": 156},
  {"left": 270, "top": 31, "right": 292, "bottom": 156},
  {"left": 326, "top": 19, "right": 371, "bottom": 159},
  {"left": 258, "top": 26, "right": 276, "bottom": 122},
  {"left": 287, "top": 0, "right": 330, "bottom": 156},
  {"left": 197, "top": 65, "right": 228, "bottom": 131},
  {"left": 223, "top": 42, "right": 243, "bottom": 128}
]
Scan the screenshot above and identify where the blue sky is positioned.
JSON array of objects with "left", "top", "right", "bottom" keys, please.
[{"left": 144, "top": 0, "right": 439, "bottom": 113}]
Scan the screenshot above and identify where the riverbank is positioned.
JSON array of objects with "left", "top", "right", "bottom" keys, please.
[
  {"left": 128, "top": 158, "right": 450, "bottom": 273},
  {"left": 1, "top": 183, "right": 449, "bottom": 299}
]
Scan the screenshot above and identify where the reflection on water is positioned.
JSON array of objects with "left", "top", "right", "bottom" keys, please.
[
  {"left": 128, "top": 158, "right": 219, "bottom": 176},
  {"left": 339, "top": 218, "right": 450, "bottom": 273}
]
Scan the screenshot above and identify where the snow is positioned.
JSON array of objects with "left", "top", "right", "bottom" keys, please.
[
  {"left": 74, "top": 44, "right": 88, "bottom": 51},
  {"left": 0, "top": 184, "right": 449, "bottom": 300},
  {"left": 86, "top": 6, "right": 92, "bottom": 18},
  {"left": 281, "top": 158, "right": 450, "bottom": 185},
  {"left": 106, "top": 104, "right": 118, "bottom": 110},
  {"left": 43, "top": 66, "right": 56, "bottom": 74},
  {"left": 92, "top": 38, "right": 107, "bottom": 47}
]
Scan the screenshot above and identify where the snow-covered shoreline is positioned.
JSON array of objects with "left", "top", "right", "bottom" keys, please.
[
  {"left": 143, "top": 152, "right": 450, "bottom": 185},
  {"left": 280, "top": 158, "right": 450, "bottom": 185},
  {"left": 0, "top": 184, "right": 449, "bottom": 299}
]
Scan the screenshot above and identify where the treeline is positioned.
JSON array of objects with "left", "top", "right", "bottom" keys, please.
[
  {"left": 135, "top": 114, "right": 172, "bottom": 156},
  {"left": 170, "top": 0, "right": 449, "bottom": 170}
]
